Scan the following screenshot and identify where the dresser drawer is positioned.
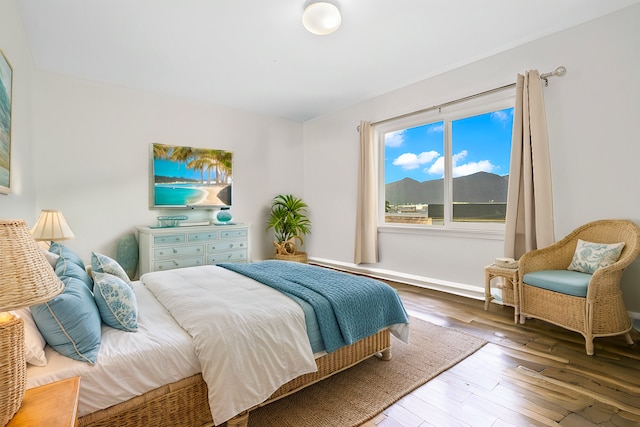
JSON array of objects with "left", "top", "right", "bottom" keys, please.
[
  {"left": 154, "top": 234, "right": 186, "bottom": 245},
  {"left": 188, "top": 231, "right": 219, "bottom": 242},
  {"left": 207, "top": 250, "right": 247, "bottom": 263},
  {"left": 220, "top": 229, "right": 247, "bottom": 239},
  {"left": 154, "top": 257, "right": 205, "bottom": 271},
  {"left": 154, "top": 244, "right": 204, "bottom": 259},
  {"left": 207, "top": 241, "right": 247, "bottom": 253}
]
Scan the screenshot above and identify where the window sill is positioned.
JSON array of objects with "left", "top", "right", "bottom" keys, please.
[{"left": 378, "top": 224, "right": 505, "bottom": 240}]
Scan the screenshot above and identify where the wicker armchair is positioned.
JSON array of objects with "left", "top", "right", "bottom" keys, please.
[{"left": 519, "top": 219, "right": 640, "bottom": 355}]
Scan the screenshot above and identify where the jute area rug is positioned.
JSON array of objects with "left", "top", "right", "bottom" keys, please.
[{"left": 246, "top": 317, "right": 486, "bottom": 427}]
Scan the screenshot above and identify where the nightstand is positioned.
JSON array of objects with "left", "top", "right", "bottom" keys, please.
[
  {"left": 7, "top": 376, "right": 80, "bottom": 427},
  {"left": 484, "top": 264, "right": 520, "bottom": 323}
]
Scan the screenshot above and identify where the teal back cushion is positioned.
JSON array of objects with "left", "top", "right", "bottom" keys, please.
[{"left": 31, "top": 276, "right": 102, "bottom": 364}]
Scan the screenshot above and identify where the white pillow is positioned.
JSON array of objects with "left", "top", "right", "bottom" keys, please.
[
  {"left": 40, "top": 247, "right": 60, "bottom": 269},
  {"left": 567, "top": 239, "right": 625, "bottom": 274},
  {"left": 13, "top": 308, "right": 48, "bottom": 366}
]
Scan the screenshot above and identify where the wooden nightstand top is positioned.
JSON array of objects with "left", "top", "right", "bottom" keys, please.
[{"left": 7, "top": 376, "right": 80, "bottom": 427}]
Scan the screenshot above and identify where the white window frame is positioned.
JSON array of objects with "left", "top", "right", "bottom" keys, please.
[{"left": 376, "top": 88, "right": 515, "bottom": 235}]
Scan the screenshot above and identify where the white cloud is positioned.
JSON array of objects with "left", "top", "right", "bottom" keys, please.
[
  {"left": 385, "top": 130, "right": 406, "bottom": 147},
  {"left": 426, "top": 157, "right": 444, "bottom": 175},
  {"left": 453, "top": 160, "right": 495, "bottom": 177},
  {"left": 491, "top": 110, "right": 512, "bottom": 126},
  {"left": 393, "top": 150, "right": 440, "bottom": 170},
  {"left": 428, "top": 123, "right": 444, "bottom": 133},
  {"left": 426, "top": 150, "right": 497, "bottom": 177}
]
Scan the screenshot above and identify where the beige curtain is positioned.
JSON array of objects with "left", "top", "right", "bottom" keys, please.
[
  {"left": 354, "top": 121, "right": 378, "bottom": 264},
  {"left": 504, "top": 71, "right": 555, "bottom": 259}
]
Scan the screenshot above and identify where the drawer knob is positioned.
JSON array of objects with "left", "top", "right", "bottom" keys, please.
[{"left": 173, "top": 248, "right": 178, "bottom": 253}]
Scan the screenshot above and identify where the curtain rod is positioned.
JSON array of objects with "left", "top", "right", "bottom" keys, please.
[{"left": 360, "top": 66, "right": 567, "bottom": 130}]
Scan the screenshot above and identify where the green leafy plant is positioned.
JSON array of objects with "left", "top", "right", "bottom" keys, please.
[{"left": 267, "top": 194, "right": 311, "bottom": 255}]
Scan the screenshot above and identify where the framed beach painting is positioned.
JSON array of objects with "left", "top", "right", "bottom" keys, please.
[{"left": 0, "top": 49, "right": 12, "bottom": 194}]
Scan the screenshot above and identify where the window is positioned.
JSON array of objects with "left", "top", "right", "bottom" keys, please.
[{"left": 378, "top": 90, "right": 514, "bottom": 229}]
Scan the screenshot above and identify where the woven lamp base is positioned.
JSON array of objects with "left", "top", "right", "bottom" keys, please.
[
  {"left": 274, "top": 252, "right": 308, "bottom": 264},
  {"left": 0, "top": 314, "right": 26, "bottom": 426}
]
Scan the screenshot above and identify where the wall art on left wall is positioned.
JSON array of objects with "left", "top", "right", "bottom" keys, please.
[{"left": 0, "top": 49, "right": 12, "bottom": 194}]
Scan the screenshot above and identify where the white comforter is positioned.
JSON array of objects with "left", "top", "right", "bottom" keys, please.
[{"left": 141, "top": 265, "right": 318, "bottom": 425}]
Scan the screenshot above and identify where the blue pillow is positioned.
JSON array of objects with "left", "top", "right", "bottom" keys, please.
[
  {"left": 91, "top": 252, "right": 131, "bottom": 285},
  {"left": 31, "top": 276, "right": 102, "bottom": 364},
  {"left": 93, "top": 272, "right": 138, "bottom": 332},
  {"left": 49, "top": 242, "right": 85, "bottom": 269},
  {"left": 50, "top": 242, "right": 93, "bottom": 290},
  {"left": 55, "top": 257, "right": 93, "bottom": 290}
]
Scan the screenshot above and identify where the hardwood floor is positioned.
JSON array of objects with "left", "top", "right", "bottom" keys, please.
[{"left": 362, "top": 283, "right": 640, "bottom": 427}]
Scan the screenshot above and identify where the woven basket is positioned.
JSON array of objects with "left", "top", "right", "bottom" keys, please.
[
  {"left": 274, "top": 252, "right": 308, "bottom": 264},
  {"left": 0, "top": 314, "right": 26, "bottom": 426}
]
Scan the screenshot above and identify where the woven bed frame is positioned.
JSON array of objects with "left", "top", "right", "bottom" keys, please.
[{"left": 77, "top": 328, "right": 391, "bottom": 427}]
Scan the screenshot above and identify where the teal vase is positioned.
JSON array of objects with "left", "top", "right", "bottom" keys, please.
[{"left": 116, "top": 233, "right": 139, "bottom": 279}]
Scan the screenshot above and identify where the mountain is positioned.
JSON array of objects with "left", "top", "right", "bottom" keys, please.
[{"left": 385, "top": 171, "right": 508, "bottom": 205}]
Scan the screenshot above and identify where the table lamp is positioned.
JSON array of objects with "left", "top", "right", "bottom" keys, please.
[
  {"left": 30, "top": 210, "right": 76, "bottom": 243},
  {"left": 0, "top": 219, "right": 64, "bottom": 426}
]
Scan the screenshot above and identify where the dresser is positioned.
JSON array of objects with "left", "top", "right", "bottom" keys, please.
[{"left": 137, "top": 223, "right": 249, "bottom": 275}]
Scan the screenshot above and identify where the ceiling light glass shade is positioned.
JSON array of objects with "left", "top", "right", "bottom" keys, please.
[
  {"left": 302, "top": 1, "right": 342, "bottom": 35},
  {"left": 30, "top": 210, "right": 75, "bottom": 242}
]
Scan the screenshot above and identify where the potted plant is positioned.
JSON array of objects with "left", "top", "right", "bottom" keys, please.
[{"left": 267, "top": 194, "right": 311, "bottom": 263}]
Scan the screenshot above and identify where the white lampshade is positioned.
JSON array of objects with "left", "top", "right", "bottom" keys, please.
[
  {"left": 30, "top": 210, "right": 75, "bottom": 242},
  {"left": 302, "top": 1, "right": 341, "bottom": 35}
]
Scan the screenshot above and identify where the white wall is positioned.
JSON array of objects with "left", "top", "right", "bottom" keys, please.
[
  {"left": 0, "top": 0, "right": 37, "bottom": 220},
  {"left": 4, "top": 0, "right": 640, "bottom": 312},
  {"left": 31, "top": 73, "right": 304, "bottom": 265},
  {"left": 303, "top": 5, "right": 640, "bottom": 311}
]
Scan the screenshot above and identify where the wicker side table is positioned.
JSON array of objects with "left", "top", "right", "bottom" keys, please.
[{"left": 484, "top": 264, "right": 520, "bottom": 323}]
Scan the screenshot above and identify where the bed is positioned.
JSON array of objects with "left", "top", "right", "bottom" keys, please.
[{"left": 26, "top": 258, "right": 409, "bottom": 427}]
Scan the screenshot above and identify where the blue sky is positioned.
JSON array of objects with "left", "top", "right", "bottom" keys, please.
[
  {"left": 154, "top": 159, "right": 202, "bottom": 179},
  {"left": 384, "top": 108, "right": 514, "bottom": 184}
]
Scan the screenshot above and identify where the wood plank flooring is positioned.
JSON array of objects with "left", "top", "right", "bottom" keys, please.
[{"left": 361, "top": 283, "right": 640, "bottom": 427}]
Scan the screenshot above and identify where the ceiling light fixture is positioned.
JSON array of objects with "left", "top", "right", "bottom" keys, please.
[{"left": 302, "top": 0, "right": 342, "bottom": 35}]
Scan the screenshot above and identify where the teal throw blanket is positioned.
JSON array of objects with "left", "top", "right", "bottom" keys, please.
[{"left": 218, "top": 260, "right": 408, "bottom": 353}]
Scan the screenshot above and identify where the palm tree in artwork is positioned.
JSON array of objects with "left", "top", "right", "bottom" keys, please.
[
  {"left": 170, "top": 146, "right": 197, "bottom": 167},
  {"left": 217, "top": 151, "right": 233, "bottom": 184},
  {"left": 187, "top": 155, "right": 209, "bottom": 184},
  {"left": 152, "top": 143, "right": 172, "bottom": 160}
]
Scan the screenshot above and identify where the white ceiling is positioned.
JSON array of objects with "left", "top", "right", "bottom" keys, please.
[{"left": 17, "top": 0, "right": 640, "bottom": 122}]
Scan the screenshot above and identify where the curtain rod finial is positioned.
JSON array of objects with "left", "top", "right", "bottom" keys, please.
[{"left": 555, "top": 66, "right": 567, "bottom": 77}]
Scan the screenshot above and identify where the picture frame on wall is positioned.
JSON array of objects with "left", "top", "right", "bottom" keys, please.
[{"left": 0, "top": 49, "right": 13, "bottom": 194}]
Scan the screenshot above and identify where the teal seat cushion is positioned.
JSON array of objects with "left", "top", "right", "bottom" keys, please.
[{"left": 523, "top": 270, "right": 592, "bottom": 297}]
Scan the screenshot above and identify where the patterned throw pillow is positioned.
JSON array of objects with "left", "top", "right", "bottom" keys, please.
[
  {"left": 91, "top": 252, "right": 131, "bottom": 284},
  {"left": 93, "top": 272, "right": 138, "bottom": 332},
  {"left": 567, "top": 239, "right": 625, "bottom": 274}
]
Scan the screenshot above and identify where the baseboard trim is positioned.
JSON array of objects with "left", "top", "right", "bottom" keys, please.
[
  {"left": 308, "top": 257, "right": 486, "bottom": 301},
  {"left": 308, "top": 257, "right": 640, "bottom": 320}
]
